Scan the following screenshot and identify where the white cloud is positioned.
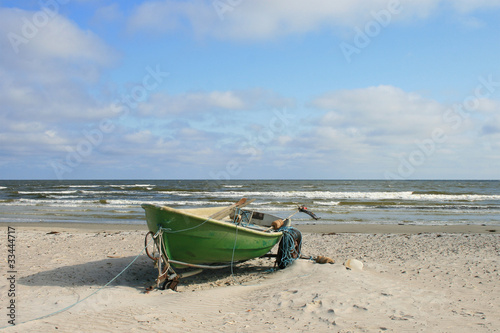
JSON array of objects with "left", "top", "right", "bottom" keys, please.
[
  {"left": 127, "top": 0, "right": 397, "bottom": 39},
  {"left": 127, "top": 0, "right": 190, "bottom": 33},
  {"left": 0, "top": 7, "right": 120, "bottom": 160},
  {"left": 291, "top": 85, "right": 500, "bottom": 178},
  {"left": 0, "top": 8, "right": 119, "bottom": 124},
  {"left": 116, "top": 84, "right": 499, "bottom": 178},
  {"left": 127, "top": 0, "right": 500, "bottom": 40},
  {"left": 0, "top": 7, "right": 117, "bottom": 89},
  {"left": 450, "top": 0, "right": 500, "bottom": 13},
  {"left": 310, "top": 85, "right": 445, "bottom": 143},
  {"left": 0, "top": 122, "right": 69, "bottom": 154},
  {"left": 1, "top": 8, "right": 117, "bottom": 66},
  {"left": 473, "top": 99, "right": 500, "bottom": 139},
  {"left": 138, "top": 88, "right": 295, "bottom": 116},
  {"left": 94, "top": 123, "right": 229, "bottom": 172}
]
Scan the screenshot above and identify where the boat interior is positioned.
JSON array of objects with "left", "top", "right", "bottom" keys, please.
[{"left": 179, "top": 206, "right": 290, "bottom": 231}]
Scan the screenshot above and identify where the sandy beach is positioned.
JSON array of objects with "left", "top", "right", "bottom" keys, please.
[{"left": 1, "top": 223, "right": 499, "bottom": 332}]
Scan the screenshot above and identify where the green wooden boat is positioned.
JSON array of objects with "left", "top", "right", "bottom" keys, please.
[{"left": 141, "top": 201, "right": 290, "bottom": 268}]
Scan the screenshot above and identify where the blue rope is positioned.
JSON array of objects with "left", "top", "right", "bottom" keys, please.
[{"left": 276, "top": 226, "right": 302, "bottom": 269}]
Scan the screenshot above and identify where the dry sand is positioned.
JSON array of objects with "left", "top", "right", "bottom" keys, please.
[{"left": 1, "top": 223, "right": 499, "bottom": 332}]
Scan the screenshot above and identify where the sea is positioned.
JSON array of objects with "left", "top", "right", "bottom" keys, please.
[{"left": 0, "top": 180, "right": 499, "bottom": 226}]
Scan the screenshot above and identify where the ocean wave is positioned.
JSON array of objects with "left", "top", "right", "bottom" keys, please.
[
  {"left": 2, "top": 180, "right": 498, "bottom": 226},
  {"left": 155, "top": 187, "right": 205, "bottom": 193},
  {"left": 18, "top": 190, "right": 78, "bottom": 195},
  {"left": 411, "top": 190, "right": 478, "bottom": 195},
  {"left": 110, "top": 184, "right": 155, "bottom": 189},
  {"left": 139, "top": 200, "right": 235, "bottom": 207},
  {"left": 9, "top": 189, "right": 500, "bottom": 205},
  {"left": 0, "top": 198, "right": 235, "bottom": 208},
  {"left": 190, "top": 190, "right": 500, "bottom": 202},
  {"left": 314, "top": 201, "right": 341, "bottom": 206},
  {"left": 64, "top": 185, "right": 102, "bottom": 188},
  {"left": 79, "top": 190, "right": 130, "bottom": 195}
]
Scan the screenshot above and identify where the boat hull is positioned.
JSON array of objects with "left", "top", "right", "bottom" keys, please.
[{"left": 142, "top": 204, "right": 283, "bottom": 266}]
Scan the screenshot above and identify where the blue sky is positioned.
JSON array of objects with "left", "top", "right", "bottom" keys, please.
[{"left": 1, "top": 0, "right": 499, "bottom": 180}]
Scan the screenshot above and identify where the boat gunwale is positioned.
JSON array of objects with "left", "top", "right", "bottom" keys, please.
[{"left": 141, "top": 203, "right": 283, "bottom": 237}]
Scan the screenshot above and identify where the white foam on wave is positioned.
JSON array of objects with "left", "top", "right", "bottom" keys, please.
[
  {"left": 79, "top": 190, "right": 127, "bottom": 195},
  {"left": 110, "top": 184, "right": 155, "bottom": 188},
  {"left": 18, "top": 186, "right": 499, "bottom": 203},
  {"left": 65, "top": 185, "right": 102, "bottom": 188},
  {"left": 314, "top": 201, "right": 341, "bottom": 206},
  {"left": 3, "top": 198, "right": 233, "bottom": 209},
  {"left": 18, "top": 190, "right": 78, "bottom": 195},
  {"left": 200, "top": 190, "right": 500, "bottom": 202}
]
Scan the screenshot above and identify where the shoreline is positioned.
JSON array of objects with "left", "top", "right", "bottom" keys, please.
[{"left": 1, "top": 221, "right": 498, "bottom": 234}]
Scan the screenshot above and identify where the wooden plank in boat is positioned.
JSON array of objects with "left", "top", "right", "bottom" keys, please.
[{"left": 209, "top": 198, "right": 255, "bottom": 220}]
